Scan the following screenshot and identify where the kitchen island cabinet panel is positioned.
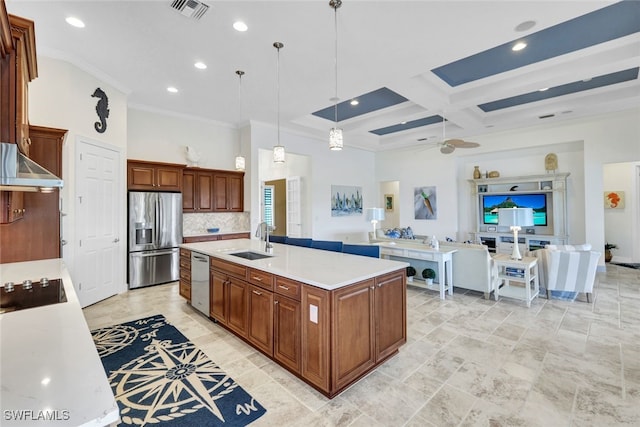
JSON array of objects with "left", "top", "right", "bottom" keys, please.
[
  {"left": 227, "top": 277, "right": 248, "bottom": 337},
  {"left": 375, "top": 271, "right": 407, "bottom": 361},
  {"left": 274, "top": 294, "right": 301, "bottom": 373},
  {"left": 332, "top": 280, "right": 375, "bottom": 390},
  {"left": 179, "top": 248, "right": 191, "bottom": 301},
  {"left": 248, "top": 284, "right": 274, "bottom": 356},
  {"left": 210, "top": 270, "right": 227, "bottom": 324},
  {"left": 301, "top": 285, "right": 331, "bottom": 393}
]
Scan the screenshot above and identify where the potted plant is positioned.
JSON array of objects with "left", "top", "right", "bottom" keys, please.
[
  {"left": 406, "top": 266, "right": 416, "bottom": 283},
  {"left": 604, "top": 242, "right": 617, "bottom": 262},
  {"left": 422, "top": 268, "right": 436, "bottom": 285}
]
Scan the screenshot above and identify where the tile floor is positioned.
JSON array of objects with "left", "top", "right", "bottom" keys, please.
[{"left": 83, "top": 265, "right": 640, "bottom": 426}]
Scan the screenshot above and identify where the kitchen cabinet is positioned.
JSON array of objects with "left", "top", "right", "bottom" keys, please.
[
  {"left": 0, "top": 10, "right": 37, "bottom": 226},
  {"left": 0, "top": 12, "right": 37, "bottom": 152},
  {"left": 179, "top": 248, "right": 191, "bottom": 301},
  {"left": 0, "top": 125, "right": 66, "bottom": 262},
  {"left": 182, "top": 168, "right": 213, "bottom": 212},
  {"left": 213, "top": 171, "right": 244, "bottom": 212},
  {"left": 127, "top": 160, "right": 185, "bottom": 191},
  {"left": 183, "top": 233, "right": 250, "bottom": 243},
  {"left": 178, "top": 242, "right": 406, "bottom": 398}
]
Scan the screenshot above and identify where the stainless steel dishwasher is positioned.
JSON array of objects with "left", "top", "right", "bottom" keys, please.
[{"left": 190, "top": 252, "right": 210, "bottom": 316}]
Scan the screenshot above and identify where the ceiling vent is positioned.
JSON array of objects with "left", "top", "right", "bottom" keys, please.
[
  {"left": 170, "top": 0, "right": 209, "bottom": 20},
  {"left": 539, "top": 113, "right": 556, "bottom": 119}
]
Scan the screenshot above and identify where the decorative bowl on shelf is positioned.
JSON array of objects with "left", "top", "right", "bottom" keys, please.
[{"left": 207, "top": 228, "right": 220, "bottom": 233}]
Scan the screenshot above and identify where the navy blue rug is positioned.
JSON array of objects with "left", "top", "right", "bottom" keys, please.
[
  {"left": 91, "top": 314, "right": 266, "bottom": 426},
  {"left": 611, "top": 262, "right": 640, "bottom": 270}
]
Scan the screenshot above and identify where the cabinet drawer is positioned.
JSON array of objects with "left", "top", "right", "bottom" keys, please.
[
  {"left": 274, "top": 276, "right": 301, "bottom": 300},
  {"left": 381, "top": 247, "right": 404, "bottom": 257},
  {"left": 180, "top": 248, "right": 191, "bottom": 257},
  {"left": 248, "top": 268, "right": 274, "bottom": 291},
  {"left": 407, "top": 249, "right": 436, "bottom": 261},
  {"left": 180, "top": 268, "right": 191, "bottom": 281},
  {"left": 183, "top": 235, "right": 219, "bottom": 243},
  {"left": 211, "top": 258, "right": 247, "bottom": 279}
]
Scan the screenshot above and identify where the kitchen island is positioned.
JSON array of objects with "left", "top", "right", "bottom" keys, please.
[
  {"left": 180, "top": 239, "right": 408, "bottom": 398},
  {"left": 0, "top": 259, "right": 119, "bottom": 427}
]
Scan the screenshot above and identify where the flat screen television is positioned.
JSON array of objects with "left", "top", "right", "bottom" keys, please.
[{"left": 482, "top": 193, "right": 548, "bottom": 226}]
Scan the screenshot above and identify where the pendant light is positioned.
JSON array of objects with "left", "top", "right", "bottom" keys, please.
[
  {"left": 273, "top": 42, "right": 285, "bottom": 163},
  {"left": 234, "top": 70, "right": 246, "bottom": 171},
  {"left": 328, "top": 0, "right": 343, "bottom": 150}
]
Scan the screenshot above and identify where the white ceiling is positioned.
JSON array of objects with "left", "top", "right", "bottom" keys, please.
[{"left": 6, "top": 0, "right": 640, "bottom": 152}]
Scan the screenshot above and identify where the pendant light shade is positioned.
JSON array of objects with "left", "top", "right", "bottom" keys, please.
[
  {"left": 329, "top": 127, "right": 343, "bottom": 150},
  {"left": 329, "top": 0, "right": 343, "bottom": 150},
  {"left": 273, "top": 42, "right": 285, "bottom": 163},
  {"left": 235, "top": 70, "right": 246, "bottom": 171}
]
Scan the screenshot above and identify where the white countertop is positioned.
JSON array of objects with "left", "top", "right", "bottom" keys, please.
[
  {"left": 0, "top": 259, "right": 119, "bottom": 427},
  {"left": 181, "top": 239, "right": 408, "bottom": 290}
]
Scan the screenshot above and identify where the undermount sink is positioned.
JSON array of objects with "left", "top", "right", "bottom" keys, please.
[{"left": 229, "top": 251, "right": 273, "bottom": 261}]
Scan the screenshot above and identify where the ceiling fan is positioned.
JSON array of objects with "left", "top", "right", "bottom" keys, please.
[{"left": 420, "top": 114, "right": 480, "bottom": 154}]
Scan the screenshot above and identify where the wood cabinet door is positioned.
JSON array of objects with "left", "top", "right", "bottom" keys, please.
[
  {"left": 128, "top": 163, "right": 156, "bottom": 189},
  {"left": 210, "top": 271, "right": 227, "bottom": 324},
  {"left": 196, "top": 172, "right": 213, "bottom": 211},
  {"left": 301, "top": 285, "right": 330, "bottom": 392},
  {"left": 179, "top": 252, "right": 191, "bottom": 301},
  {"left": 227, "top": 277, "right": 248, "bottom": 337},
  {"left": 155, "top": 166, "right": 182, "bottom": 191},
  {"left": 247, "top": 284, "right": 274, "bottom": 356},
  {"left": 182, "top": 170, "right": 196, "bottom": 211},
  {"left": 274, "top": 294, "right": 301, "bottom": 373},
  {"left": 374, "top": 271, "right": 406, "bottom": 362},
  {"left": 227, "top": 173, "right": 243, "bottom": 211},
  {"left": 331, "top": 280, "right": 375, "bottom": 390},
  {"left": 213, "top": 174, "right": 228, "bottom": 211}
]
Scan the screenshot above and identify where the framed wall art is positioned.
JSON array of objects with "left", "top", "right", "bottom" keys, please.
[
  {"left": 414, "top": 186, "right": 437, "bottom": 220},
  {"left": 331, "top": 185, "right": 363, "bottom": 217},
  {"left": 384, "top": 194, "right": 394, "bottom": 212},
  {"left": 604, "top": 191, "right": 625, "bottom": 209}
]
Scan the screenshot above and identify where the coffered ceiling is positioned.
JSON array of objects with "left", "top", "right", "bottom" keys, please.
[{"left": 6, "top": 0, "right": 640, "bottom": 152}]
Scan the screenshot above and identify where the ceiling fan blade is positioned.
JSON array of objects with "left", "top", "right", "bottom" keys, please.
[
  {"left": 445, "top": 139, "right": 480, "bottom": 148},
  {"left": 440, "top": 143, "right": 455, "bottom": 154}
]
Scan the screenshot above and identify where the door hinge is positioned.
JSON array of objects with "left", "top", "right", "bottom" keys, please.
[{"left": 79, "top": 240, "right": 82, "bottom": 247}]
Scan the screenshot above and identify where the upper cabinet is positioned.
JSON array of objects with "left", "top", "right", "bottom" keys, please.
[
  {"left": 213, "top": 171, "right": 244, "bottom": 212},
  {"left": 127, "top": 160, "right": 185, "bottom": 192},
  {"left": 0, "top": 10, "right": 37, "bottom": 153},
  {"left": 182, "top": 168, "right": 213, "bottom": 212}
]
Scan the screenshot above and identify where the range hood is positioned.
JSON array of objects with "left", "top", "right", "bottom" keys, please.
[{"left": 0, "top": 142, "right": 63, "bottom": 193}]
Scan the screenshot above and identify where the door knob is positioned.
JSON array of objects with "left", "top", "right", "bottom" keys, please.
[{"left": 113, "top": 238, "right": 120, "bottom": 243}]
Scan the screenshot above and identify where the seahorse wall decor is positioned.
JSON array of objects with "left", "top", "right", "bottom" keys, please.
[{"left": 91, "top": 87, "right": 110, "bottom": 133}]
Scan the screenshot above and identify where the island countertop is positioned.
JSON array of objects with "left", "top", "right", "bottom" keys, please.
[
  {"left": 0, "top": 259, "right": 119, "bottom": 427},
  {"left": 180, "top": 239, "right": 408, "bottom": 290}
]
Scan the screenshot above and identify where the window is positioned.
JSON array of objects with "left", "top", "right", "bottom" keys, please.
[{"left": 263, "top": 185, "right": 275, "bottom": 227}]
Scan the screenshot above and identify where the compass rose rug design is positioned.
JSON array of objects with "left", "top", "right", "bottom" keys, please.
[{"left": 91, "top": 314, "right": 266, "bottom": 426}]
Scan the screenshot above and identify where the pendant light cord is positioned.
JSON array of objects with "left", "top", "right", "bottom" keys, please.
[
  {"left": 334, "top": 3, "right": 338, "bottom": 125},
  {"left": 276, "top": 44, "right": 281, "bottom": 145}
]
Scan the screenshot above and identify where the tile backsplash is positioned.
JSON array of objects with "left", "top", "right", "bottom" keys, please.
[{"left": 183, "top": 212, "right": 250, "bottom": 236}]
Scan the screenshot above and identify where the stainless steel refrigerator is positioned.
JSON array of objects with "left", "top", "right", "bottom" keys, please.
[{"left": 128, "top": 191, "right": 183, "bottom": 289}]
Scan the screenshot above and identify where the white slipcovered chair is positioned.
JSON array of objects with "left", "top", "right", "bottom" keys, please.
[{"left": 532, "top": 244, "right": 601, "bottom": 302}]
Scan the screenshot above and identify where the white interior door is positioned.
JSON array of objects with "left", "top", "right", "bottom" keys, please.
[
  {"left": 75, "top": 139, "right": 121, "bottom": 307},
  {"left": 286, "top": 176, "right": 302, "bottom": 237}
]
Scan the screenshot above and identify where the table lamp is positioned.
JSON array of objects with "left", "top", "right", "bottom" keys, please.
[
  {"left": 366, "top": 207, "right": 385, "bottom": 235},
  {"left": 498, "top": 207, "right": 534, "bottom": 260}
]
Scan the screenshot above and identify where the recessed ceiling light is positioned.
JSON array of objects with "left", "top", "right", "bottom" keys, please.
[
  {"left": 65, "top": 16, "right": 85, "bottom": 28},
  {"left": 167, "top": 86, "right": 178, "bottom": 93},
  {"left": 512, "top": 41, "right": 527, "bottom": 51},
  {"left": 233, "top": 21, "right": 248, "bottom": 32},
  {"left": 539, "top": 87, "right": 549, "bottom": 92},
  {"left": 350, "top": 99, "right": 359, "bottom": 106},
  {"left": 400, "top": 121, "right": 407, "bottom": 125},
  {"left": 194, "top": 62, "right": 207, "bottom": 70},
  {"left": 514, "top": 20, "right": 536, "bottom": 32}
]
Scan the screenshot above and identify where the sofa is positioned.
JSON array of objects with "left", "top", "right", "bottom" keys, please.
[{"left": 369, "top": 230, "right": 499, "bottom": 298}]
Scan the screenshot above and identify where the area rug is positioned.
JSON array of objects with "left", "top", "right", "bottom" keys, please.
[
  {"left": 611, "top": 262, "right": 640, "bottom": 270},
  {"left": 91, "top": 314, "right": 266, "bottom": 426}
]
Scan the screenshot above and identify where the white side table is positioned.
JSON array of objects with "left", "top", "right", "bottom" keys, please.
[
  {"left": 493, "top": 254, "right": 539, "bottom": 307},
  {"left": 377, "top": 242, "right": 456, "bottom": 299}
]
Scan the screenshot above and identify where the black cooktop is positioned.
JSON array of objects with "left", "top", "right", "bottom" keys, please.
[{"left": 0, "top": 279, "right": 67, "bottom": 314}]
